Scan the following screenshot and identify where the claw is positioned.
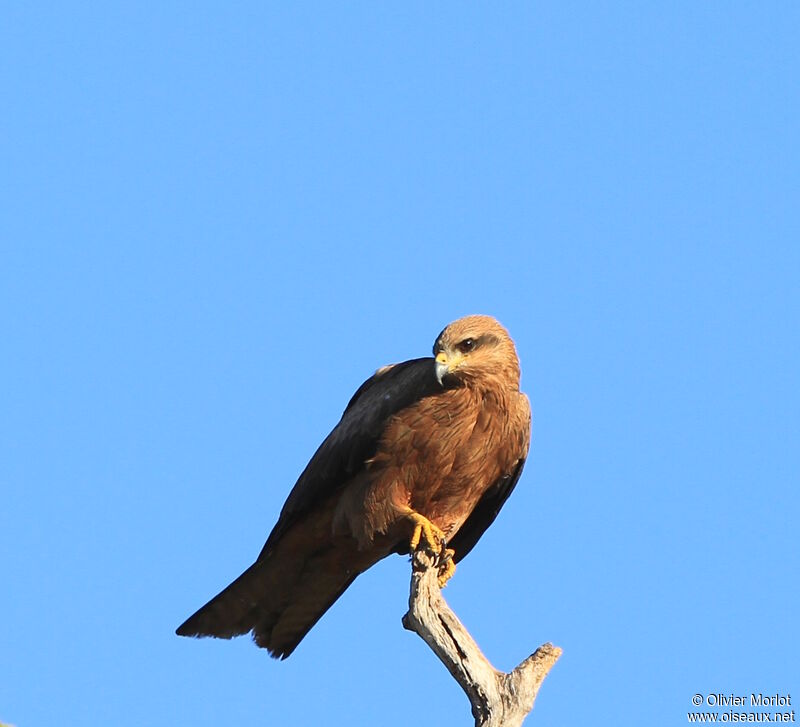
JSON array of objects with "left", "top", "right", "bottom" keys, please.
[
  {"left": 437, "top": 548, "right": 456, "bottom": 587},
  {"left": 435, "top": 539, "right": 449, "bottom": 566},
  {"left": 406, "top": 511, "right": 445, "bottom": 554},
  {"left": 403, "top": 510, "right": 455, "bottom": 588}
]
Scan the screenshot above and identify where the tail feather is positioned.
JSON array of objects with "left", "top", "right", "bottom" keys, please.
[
  {"left": 254, "top": 547, "right": 365, "bottom": 658},
  {"left": 176, "top": 513, "right": 385, "bottom": 657},
  {"left": 175, "top": 555, "right": 292, "bottom": 640}
]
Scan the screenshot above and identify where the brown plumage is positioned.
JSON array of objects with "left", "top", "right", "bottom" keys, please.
[{"left": 176, "top": 315, "right": 531, "bottom": 658}]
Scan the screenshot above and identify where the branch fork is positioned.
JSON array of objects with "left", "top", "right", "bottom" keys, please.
[{"left": 402, "top": 550, "right": 561, "bottom": 727}]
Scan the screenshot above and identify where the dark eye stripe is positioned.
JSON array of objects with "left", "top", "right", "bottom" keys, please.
[
  {"left": 457, "top": 334, "right": 500, "bottom": 354},
  {"left": 477, "top": 333, "right": 499, "bottom": 348}
]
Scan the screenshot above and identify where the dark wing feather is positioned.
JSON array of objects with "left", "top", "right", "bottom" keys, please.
[
  {"left": 448, "top": 457, "right": 527, "bottom": 563},
  {"left": 259, "top": 357, "right": 441, "bottom": 556}
]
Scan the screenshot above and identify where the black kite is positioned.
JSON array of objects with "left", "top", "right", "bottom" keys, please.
[{"left": 177, "top": 315, "right": 530, "bottom": 658}]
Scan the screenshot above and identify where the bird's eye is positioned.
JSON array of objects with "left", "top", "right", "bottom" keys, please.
[{"left": 457, "top": 338, "right": 476, "bottom": 354}]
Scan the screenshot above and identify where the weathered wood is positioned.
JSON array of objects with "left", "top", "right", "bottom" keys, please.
[{"left": 402, "top": 551, "right": 561, "bottom": 727}]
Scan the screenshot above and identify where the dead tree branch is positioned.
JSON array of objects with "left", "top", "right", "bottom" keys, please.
[{"left": 402, "top": 550, "right": 561, "bottom": 727}]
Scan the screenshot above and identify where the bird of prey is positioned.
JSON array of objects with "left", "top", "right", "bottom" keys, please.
[{"left": 176, "top": 314, "right": 530, "bottom": 658}]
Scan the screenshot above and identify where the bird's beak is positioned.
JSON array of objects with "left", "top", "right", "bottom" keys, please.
[{"left": 435, "top": 350, "right": 463, "bottom": 385}]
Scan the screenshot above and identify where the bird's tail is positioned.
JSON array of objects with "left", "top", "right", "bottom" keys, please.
[{"left": 176, "top": 514, "right": 382, "bottom": 658}]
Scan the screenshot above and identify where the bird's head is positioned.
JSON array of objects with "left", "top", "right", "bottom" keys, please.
[{"left": 432, "top": 315, "right": 521, "bottom": 390}]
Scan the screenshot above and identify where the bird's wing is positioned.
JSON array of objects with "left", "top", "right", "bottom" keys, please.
[
  {"left": 448, "top": 456, "right": 527, "bottom": 563},
  {"left": 258, "top": 357, "right": 441, "bottom": 557}
]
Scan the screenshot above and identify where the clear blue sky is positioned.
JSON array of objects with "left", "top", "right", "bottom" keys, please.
[{"left": 2, "top": 4, "right": 798, "bottom": 726}]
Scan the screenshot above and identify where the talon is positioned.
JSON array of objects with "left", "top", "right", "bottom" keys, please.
[
  {"left": 437, "top": 548, "right": 456, "bottom": 588},
  {"left": 435, "top": 541, "right": 450, "bottom": 567},
  {"left": 405, "top": 511, "right": 445, "bottom": 555}
]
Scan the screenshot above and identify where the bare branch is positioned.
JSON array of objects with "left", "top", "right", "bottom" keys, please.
[{"left": 402, "top": 551, "right": 561, "bottom": 727}]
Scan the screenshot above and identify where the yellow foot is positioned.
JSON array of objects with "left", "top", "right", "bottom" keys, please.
[
  {"left": 406, "top": 511, "right": 446, "bottom": 554},
  {"left": 437, "top": 548, "right": 456, "bottom": 588}
]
